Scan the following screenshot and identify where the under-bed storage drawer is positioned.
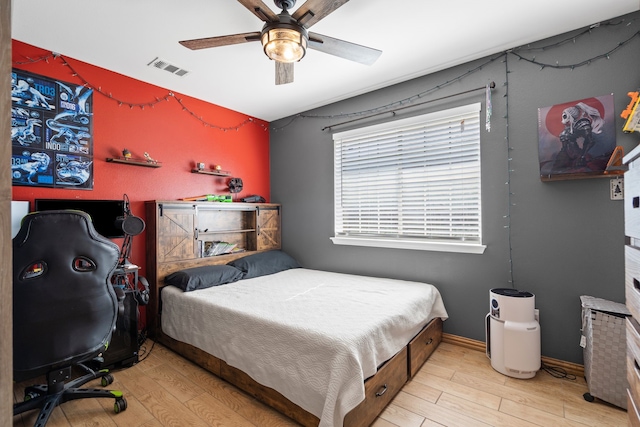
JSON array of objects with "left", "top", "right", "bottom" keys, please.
[
  {"left": 160, "top": 334, "right": 222, "bottom": 376},
  {"left": 343, "top": 346, "right": 408, "bottom": 427},
  {"left": 408, "top": 317, "right": 443, "bottom": 378}
]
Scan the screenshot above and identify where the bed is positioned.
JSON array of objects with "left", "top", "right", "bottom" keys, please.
[{"left": 149, "top": 249, "right": 448, "bottom": 427}]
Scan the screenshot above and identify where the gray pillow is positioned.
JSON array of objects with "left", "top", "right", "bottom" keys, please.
[
  {"left": 164, "top": 265, "right": 244, "bottom": 291},
  {"left": 227, "top": 250, "right": 300, "bottom": 279}
]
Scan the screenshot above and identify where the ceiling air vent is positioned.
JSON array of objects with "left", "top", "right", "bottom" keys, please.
[{"left": 147, "top": 57, "right": 190, "bottom": 77}]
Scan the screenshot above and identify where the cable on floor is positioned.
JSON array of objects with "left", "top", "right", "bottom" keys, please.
[
  {"left": 541, "top": 361, "right": 577, "bottom": 380},
  {"left": 136, "top": 329, "right": 156, "bottom": 363}
]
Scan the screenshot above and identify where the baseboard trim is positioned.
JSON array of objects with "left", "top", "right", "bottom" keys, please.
[{"left": 442, "top": 333, "right": 584, "bottom": 378}]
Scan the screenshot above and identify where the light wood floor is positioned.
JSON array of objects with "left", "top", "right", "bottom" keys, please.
[{"left": 13, "top": 340, "right": 627, "bottom": 427}]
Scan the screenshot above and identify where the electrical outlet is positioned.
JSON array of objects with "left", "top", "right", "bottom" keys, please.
[{"left": 610, "top": 178, "right": 624, "bottom": 200}]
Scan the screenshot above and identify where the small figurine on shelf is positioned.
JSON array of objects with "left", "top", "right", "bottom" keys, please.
[
  {"left": 214, "top": 164, "right": 222, "bottom": 171},
  {"left": 197, "top": 162, "right": 205, "bottom": 170},
  {"left": 122, "top": 149, "right": 132, "bottom": 159},
  {"left": 144, "top": 152, "right": 157, "bottom": 164}
]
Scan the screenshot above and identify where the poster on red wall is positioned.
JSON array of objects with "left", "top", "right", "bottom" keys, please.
[{"left": 10, "top": 68, "right": 94, "bottom": 189}]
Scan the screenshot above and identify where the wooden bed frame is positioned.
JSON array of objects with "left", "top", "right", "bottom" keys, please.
[{"left": 144, "top": 201, "right": 443, "bottom": 427}]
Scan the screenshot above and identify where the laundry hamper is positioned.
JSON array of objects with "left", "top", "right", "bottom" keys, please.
[{"left": 580, "top": 295, "right": 631, "bottom": 409}]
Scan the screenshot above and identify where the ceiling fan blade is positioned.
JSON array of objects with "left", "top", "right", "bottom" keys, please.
[
  {"left": 237, "top": 0, "right": 279, "bottom": 22},
  {"left": 308, "top": 32, "right": 381, "bottom": 65},
  {"left": 179, "top": 32, "right": 261, "bottom": 50},
  {"left": 275, "top": 61, "right": 294, "bottom": 85},
  {"left": 292, "top": 0, "right": 349, "bottom": 28}
]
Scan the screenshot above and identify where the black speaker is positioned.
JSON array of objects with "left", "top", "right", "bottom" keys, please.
[{"left": 102, "top": 290, "right": 139, "bottom": 369}]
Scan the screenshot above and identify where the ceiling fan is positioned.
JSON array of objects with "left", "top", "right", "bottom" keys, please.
[{"left": 179, "top": 0, "right": 382, "bottom": 85}]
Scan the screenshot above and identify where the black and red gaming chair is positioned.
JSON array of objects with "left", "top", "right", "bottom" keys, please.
[{"left": 12, "top": 210, "right": 127, "bottom": 426}]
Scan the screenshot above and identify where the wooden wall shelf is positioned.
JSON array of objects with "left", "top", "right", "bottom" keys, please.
[
  {"left": 540, "top": 171, "right": 624, "bottom": 182},
  {"left": 107, "top": 157, "right": 162, "bottom": 168},
  {"left": 191, "top": 169, "right": 230, "bottom": 176}
]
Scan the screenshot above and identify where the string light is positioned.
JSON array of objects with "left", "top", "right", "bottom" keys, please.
[
  {"left": 271, "top": 54, "right": 504, "bottom": 132},
  {"left": 507, "top": 17, "right": 638, "bottom": 70},
  {"left": 296, "top": 54, "right": 504, "bottom": 122},
  {"left": 509, "top": 30, "right": 638, "bottom": 70},
  {"left": 12, "top": 53, "right": 268, "bottom": 133},
  {"left": 512, "top": 19, "right": 629, "bottom": 53},
  {"left": 503, "top": 53, "right": 515, "bottom": 288}
]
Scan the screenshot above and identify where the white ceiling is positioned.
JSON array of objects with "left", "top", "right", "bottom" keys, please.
[{"left": 11, "top": 0, "right": 640, "bottom": 122}]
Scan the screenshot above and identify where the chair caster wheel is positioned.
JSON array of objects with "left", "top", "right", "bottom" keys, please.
[
  {"left": 583, "top": 392, "right": 594, "bottom": 402},
  {"left": 114, "top": 397, "right": 127, "bottom": 413},
  {"left": 24, "top": 391, "right": 40, "bottom": 401},
  {"left": 101, "top": 373, "right": 114, "bottom": 387}
]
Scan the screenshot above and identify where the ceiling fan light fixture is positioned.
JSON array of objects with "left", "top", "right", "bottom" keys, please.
[
  {"left": 261, "top": 26, "right": 308, "bottom": 63},
  {"left": 178, "top": 0, "right": 381, "bottom": 85}
]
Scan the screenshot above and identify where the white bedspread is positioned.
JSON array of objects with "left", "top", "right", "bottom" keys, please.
[{"left": 161, "top": 268, "right": 448, "bottom": 427}]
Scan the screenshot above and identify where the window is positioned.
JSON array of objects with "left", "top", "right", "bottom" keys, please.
[{"left": 332, "top": 103, "right": 485, "bottom": 254}]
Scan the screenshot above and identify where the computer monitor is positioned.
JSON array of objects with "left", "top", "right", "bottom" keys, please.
[{"left": 34, "top": 199, "right": 125, "bottom": 238}]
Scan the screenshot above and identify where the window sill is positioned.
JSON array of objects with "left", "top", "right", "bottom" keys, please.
[{"left": 330, "top": 236, "right": 486, "bottom": 254}]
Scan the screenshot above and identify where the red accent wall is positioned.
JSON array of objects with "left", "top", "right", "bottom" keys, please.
[{"left": 11, "top": 41, "right": 270, "bottom": 317}]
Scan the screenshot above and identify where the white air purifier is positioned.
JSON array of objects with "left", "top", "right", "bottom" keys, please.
[{"left": 485, "top": 288, "right": 540, "bottom": 379}]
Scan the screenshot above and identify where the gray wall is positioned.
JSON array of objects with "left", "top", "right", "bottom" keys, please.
[{"left": 270, "top": 11, "right": 640, "bottom": 364}]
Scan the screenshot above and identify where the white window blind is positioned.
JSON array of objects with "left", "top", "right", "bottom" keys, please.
[{"left": 332, "top": 103, "right": 484, "bottom": 253}]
